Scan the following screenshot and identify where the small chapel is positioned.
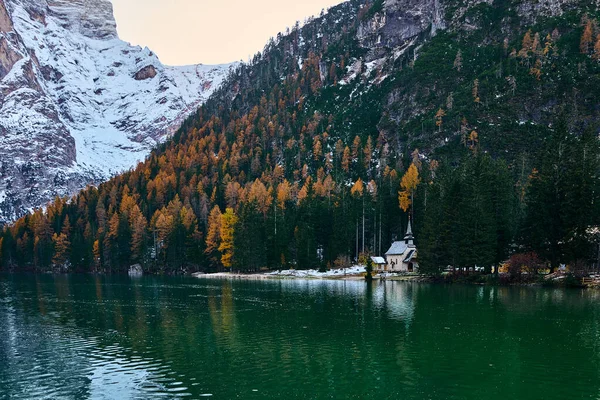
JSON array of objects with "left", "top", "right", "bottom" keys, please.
[{"left": 384, "top": 220, "right": 418, "bottom": 272}]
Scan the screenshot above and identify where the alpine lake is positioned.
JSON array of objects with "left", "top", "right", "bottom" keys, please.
[{"left": 1, "top": 274, "right": 600, "bottom": 399}]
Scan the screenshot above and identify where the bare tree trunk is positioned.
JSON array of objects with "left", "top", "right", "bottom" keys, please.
[
  {"left": 373, "top": 208, "right": 376, "bottom": 254},
  {"left": 597, "top": 241, "right": 600, "bottom": 273},
  {"left": 362, "top": 198, "right": 365, "bottom": 254},
  {"left": 356, "top": 220, "right": 359, "bottom": 262},
  {"left": 379, "top": 209, "right": 382, "bottom": 255}
]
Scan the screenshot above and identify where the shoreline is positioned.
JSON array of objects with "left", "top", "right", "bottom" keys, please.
[
  {"left": 192, "top": 271, "right": 600, "bottom": 288},
  {"left": 2, "top": 270, "right": 598, "bottom": 288},
  {"left": 192, "top": 271, "right": 374, "bottom": 281},
  {"left": 191, "top": 266, "right": 428, "bottom": 282}
]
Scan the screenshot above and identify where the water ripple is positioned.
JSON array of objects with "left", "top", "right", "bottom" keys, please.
[{"left": 2, "top": 275, "right": 600, "bottom": 399}]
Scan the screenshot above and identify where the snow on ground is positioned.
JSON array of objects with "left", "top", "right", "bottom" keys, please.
[{"left": 267, "top": 266, "right": 366, "bottom": 278}]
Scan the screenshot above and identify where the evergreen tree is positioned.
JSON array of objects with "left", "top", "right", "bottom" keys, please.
[
  {"left": 521, "top": 117, "right": 598, "bottom": 270},
  {"left": 52, "top": 233, "right": 70, "bottom": 267}
]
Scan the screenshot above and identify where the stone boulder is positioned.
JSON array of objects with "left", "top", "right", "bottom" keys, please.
[{"left": 134, "top": 65, "right": 157, "bottom": 80}]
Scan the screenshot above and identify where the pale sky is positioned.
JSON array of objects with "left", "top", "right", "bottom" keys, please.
[{"left": 110, "top": 0, "right": 345, "bottom": 66}]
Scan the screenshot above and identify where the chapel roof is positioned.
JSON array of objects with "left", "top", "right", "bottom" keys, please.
[{"left": 385, "top": 241, "right": 408, "bottom": 256}]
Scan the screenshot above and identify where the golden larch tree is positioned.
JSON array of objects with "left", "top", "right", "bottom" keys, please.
[
  {"left": 205, "top": 206, "right": 222, "bottom": 260},
  {"left": 352, "top": 135, "right": 362, "bottom": 160},
  {"left": 398, "top": 163, "right": 421, "bottom": 214},
  {"left": 435, "top": 108, "right": 446, "bottom": 131},
  {"left": 248, "top": 179, "right": 273, "bottom": 216},
  {"left": 107, "top": 213, "right": 120, "bottom": 241},
  {"left": 469, "top": 130, "right": 479, "bottom": 150},
  {"left": 519, "top": 30, "right": 533, "bottom": 58},
  {"left": 277, "top": 180, "right": 292, "bottom": 209},
  {"left": 543, "top": 34, "right": 553, "bottom": 57},
  {"left": 219, "top": 208, "right": 238, "bottom": 268},
  {"left": 297, "top": 178, "right": 311, "bottom": 205},
  {"left": 581, "top": 20, "right": 594, "bottom": 54},
  {"left": 594, "top": 34, "right": 600, "bottom": 61},
  {"left": 313, "top": 137, "right": 323, "bottom": 160},
  {"left": 155, "top": 212, "right": 174, "bottom": 249},
  {"left": 351, "top": 178, "right": 364, "bottom": 197},
  {"left": 472, "top": 79, "right": 480, "bottom": 105},
  {"left": 342, "top": 146, "right": 351, "bottom": 173},
  {"left": 530, "top": 59, "right": 542, "bottom": 80}
]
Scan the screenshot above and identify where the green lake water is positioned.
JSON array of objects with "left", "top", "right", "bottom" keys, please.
[{"left": 1, "top": 274, "right": 600, "bottom": 399}]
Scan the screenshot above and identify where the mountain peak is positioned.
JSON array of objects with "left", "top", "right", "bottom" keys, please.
[
  {"left": 0, "top": 0, "right": 234, "bottom": 224},
  {"left": 47, "top": 0, "right": 117, "bottom": 39},
  {"left": 7, "top": 0, "right": 118, "bottom": 39}
]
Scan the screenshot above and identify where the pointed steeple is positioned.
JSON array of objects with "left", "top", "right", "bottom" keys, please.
[{"left": 404, "top": 218, "right": 414, "bottom": 246}]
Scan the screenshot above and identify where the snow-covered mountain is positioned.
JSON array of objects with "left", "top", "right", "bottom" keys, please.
[{"left": 0, "top": 0, "right": 234, "bottom": 224}]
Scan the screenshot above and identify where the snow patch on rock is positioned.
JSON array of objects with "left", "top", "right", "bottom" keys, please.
[{"left": 0, "top": 0, "right": 236, "bottom": 223}]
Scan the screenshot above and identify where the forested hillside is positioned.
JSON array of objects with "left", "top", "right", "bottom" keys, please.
[{"left": 1, "top": 0, "right": 600, "bottom": 274}]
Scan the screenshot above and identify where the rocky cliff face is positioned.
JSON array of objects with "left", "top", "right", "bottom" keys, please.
[
  {"left": 0, "top": 0, "right": 234, "bottom": 224},
  {"left": 357, "top": 0, "right": 590, "bottom": 56},
  {"left": 343, "top": 0, "right": 599, "bottom": 155}
]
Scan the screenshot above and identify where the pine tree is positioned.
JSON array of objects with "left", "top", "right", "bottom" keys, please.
[
  {"left": 365, "top": 256, "right": 373, "bottom": 280},
  {"left": 32, "top": 212, "right": 53, "bottom": 269},
  {"left": 61, "top": 215, "right": 71, "bottom": 237},
  {"left": 131, "top": 213, "right": 147, "bottom": 263},
  {"left": 446, "top": 93, "right": 454, "bottom": 110},
  {"left": 52, "top": 233, "right": 70, "bottom": 267},
  {"left": 506, "top": 75, "right": 516, "bottom": 95},
  {"left": 363, "top": 136, "right": 373, "bottom": 172},
  {"left": 456, "top": 154, "right": 497, "bottom": 272},
  {"left": 92, "top": 240, "right": 101, "bottom": 270},
  {"left": 102, "top": 213, "right": 120, "bottom": 269},
  {"left": 453, "top": 50, "right": 463, "bottom": 72},
  {"left": 233, "top": 203, "right": 267, "bottom": 271},
  {"left": 521, "top": 116, "right": 595, "bottom": 271}
]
